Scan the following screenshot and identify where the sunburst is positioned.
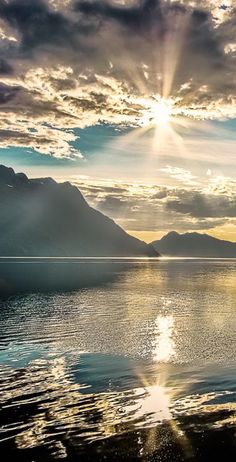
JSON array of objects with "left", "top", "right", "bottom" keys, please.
[
  {"left": 148, "top": 97, "right": 174, "bottom": 127},
  {"left": 140, "top": 96, "right": 175, "bottom": 129}
]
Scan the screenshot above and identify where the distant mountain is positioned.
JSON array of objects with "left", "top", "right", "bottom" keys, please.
[
  {"left": 0, "top": 165, "right": 158, "bottom": 257},
  {"left": 152, "top": 231, "right": 236, "bottom": 257}
]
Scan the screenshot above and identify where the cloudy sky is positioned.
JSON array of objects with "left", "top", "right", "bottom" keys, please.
[{"left": 1, "top": 0, "right": 236, "bottom": 242}]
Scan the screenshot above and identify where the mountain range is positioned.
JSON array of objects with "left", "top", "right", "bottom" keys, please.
[
  {"left": 152, "top": 231, "right": 236, "bottom": 257},
  {"left": 0, "top": 165, "right": 158, "bottom": 257}
]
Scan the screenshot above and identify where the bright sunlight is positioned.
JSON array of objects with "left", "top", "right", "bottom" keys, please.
[{"left": 152, "top": 99, "right": 173, "bottom": 126}]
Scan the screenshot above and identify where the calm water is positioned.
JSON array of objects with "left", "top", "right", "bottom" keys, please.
[{"left": 0, "top": 259, "right": 236, "bottom": 461}]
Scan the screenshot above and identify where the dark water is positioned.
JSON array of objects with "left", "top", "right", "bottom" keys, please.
[{"left": 0, "top": 258, "right": 236, "bottom": 461}]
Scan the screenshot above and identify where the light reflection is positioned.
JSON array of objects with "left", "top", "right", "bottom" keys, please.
[
  {"left": 1, "top": 354, "right": 236, "bottom": 460},
  {"left": 133, "top": 368, "right": 193, "bottom": 458},
  {"left": 153, "top": 315, "right": 176, "bottom": 362},
  {"left": 1, "top": 262, "right": 236, "bottom": 459},
  {"left": 136, "top": 384, "right": 171, "bottom": 422}
]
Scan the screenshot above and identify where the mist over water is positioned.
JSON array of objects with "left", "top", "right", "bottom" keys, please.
[{"left": 0, "top": 259, "right": 236, "bottom": 461}]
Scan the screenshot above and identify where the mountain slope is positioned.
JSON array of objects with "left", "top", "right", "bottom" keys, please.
[
  {"left": 152, "top": 231, "right": 236, "bottom": 257},
  {"left": 0, "top": 165, "right": 158, "bottom": 257}
]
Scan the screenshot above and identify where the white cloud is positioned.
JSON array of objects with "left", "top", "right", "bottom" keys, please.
[{"left": 160, "top": 166, "right": 197, "bottom": 185}]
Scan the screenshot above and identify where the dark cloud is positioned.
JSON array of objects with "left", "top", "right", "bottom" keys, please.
[
  {"left": 0, "top": 82, "right": 20, "bottom": 103},
  {"left": 73, "top": 0, "right": 229, "bottom": 95},
  {"left": 0, "top": 0, "right": 232, "bottom": 85},
  {"left": 0, "top": 58, "right": 13, "bottom": 75},
  {"left": 0, "top": 0, "right": 75, "bottom": 53},
  {"left": 74, "top": 0, "right": 164, "bottom": 34},
  {"left": 96, "top": 194, "right": 135, "bottom": 217},
  {"left": 79, "top": 184, "right": 127, "bottom": 195},
  {"left": 166, "top": 190, "right": 236, "bottom": 218},
  {"left": 152, "top": 188, "right": 167, "bottom": 199}
]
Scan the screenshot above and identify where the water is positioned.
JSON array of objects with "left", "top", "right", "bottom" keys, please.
[{"left": 0, "top": 259, "right": 236, "bottom": 461}]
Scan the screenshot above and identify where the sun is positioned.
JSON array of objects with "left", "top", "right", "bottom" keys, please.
[
  {"left": 140, "top": 97, "right": 174, "bottom": 128},
  {"left": 152, "top": 98, "right": 173, "bottom": 126}
]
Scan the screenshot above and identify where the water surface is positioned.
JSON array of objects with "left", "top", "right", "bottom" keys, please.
[{"left": 0, "top": 259, "right": 236, "bottom": 461}]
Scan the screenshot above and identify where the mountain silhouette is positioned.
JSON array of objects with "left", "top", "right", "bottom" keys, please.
[
  {"left": 0, "top": 165, "right": 158, "bottom": 257},
  {"left": 152, "top": 231, "right": 236, "bottom": 257}
]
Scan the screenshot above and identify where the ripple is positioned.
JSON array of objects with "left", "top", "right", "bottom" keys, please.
[{"left": 0, "top": 260, "right": 236, "bottom": 460}]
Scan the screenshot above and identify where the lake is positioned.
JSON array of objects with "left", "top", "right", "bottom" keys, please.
[{"left": 0, "top": 258, "right": 236, "bottom": 461}]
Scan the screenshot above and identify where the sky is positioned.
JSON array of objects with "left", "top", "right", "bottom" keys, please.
[{"left": 0, "top": 0, "right": 236, "bottom": 242}]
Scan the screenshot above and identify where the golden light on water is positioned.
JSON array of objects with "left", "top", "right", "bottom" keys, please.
[
  {"left": 135, "top": 383, "right": 172, "bottom": 423},
  {"left": 131, "top": 311, "right": 194, "bottom": 459},
  {"left": 153, "top": 315, "right": 176, "bottom": 363}
]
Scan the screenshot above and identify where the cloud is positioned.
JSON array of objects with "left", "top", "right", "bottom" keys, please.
[
  {"left": 0, "top": 1, "right": 236, "bottom": 158},
  {"left": 165, "top": 190, "right": 236, "bottom": 218},
  {"left": 0, "top": 58, "right": 14, "bottom": 75},
  {"left": 165, "top": 175, "right": 236, "bottom": 219},
  {"left": 0, "top": 81, "right": 20, "bottom": 102},
  {"left": 0, "top": 0, "right": 74, "bottom": 51},
  {"left": 71, "top": 176, "right": 236, "bottom": 233},
  {"left": 160, "top": 165, "right": 197, "bottom": 185}
]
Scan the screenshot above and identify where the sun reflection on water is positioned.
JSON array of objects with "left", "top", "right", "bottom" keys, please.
[
  {"left": 136, "top": 384, "right": 172, "bottom": 423},
  {"left": 1, "top": 261, "right": 236, "bottom": 459},
  {"left": 153, "top": 315, "right": 176, "bottom": 363}
]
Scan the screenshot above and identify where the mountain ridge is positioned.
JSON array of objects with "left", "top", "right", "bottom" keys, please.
[
  {"left": 0, "top": 165, "right": 158, "bottom": 257},
  {"left": 152, "top": 231, "right": 236, "bottom": 257}
]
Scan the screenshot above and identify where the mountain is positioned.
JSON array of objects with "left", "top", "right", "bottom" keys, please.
[
  {"left": 152, "top": 231, "right": 236, "bottom": 257},
  {"left": 0, "top": 165, "right": 158, "bottom": 257}
]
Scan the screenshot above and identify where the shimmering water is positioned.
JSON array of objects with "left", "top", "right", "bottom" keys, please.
[{"left": 0, "top": 259, "right": 236, "bottom": 461}]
